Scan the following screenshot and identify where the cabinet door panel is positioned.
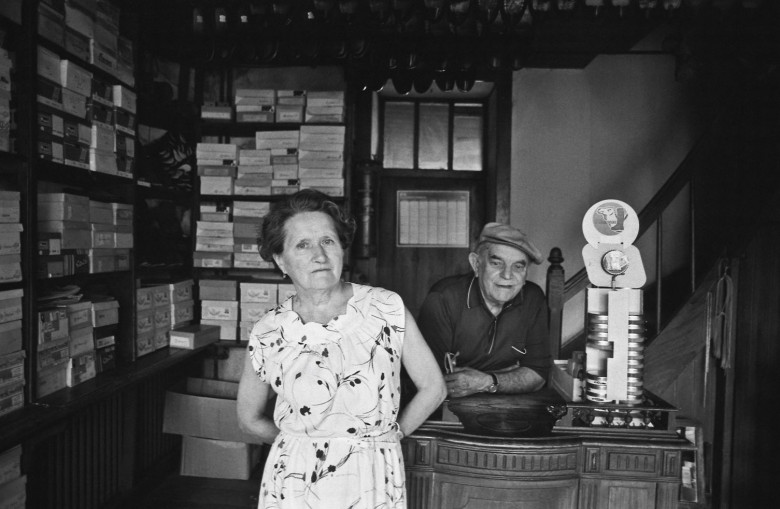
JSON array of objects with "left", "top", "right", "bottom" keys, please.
[
  {"left": 590, "top": 479, "right": 657, "bottom": 509},
  {"left": 434, "top": 474, "right": 578, "bottom": 509}
]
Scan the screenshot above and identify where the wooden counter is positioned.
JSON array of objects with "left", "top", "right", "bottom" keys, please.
[{"left": 402, "top": 421, "right": 693, "bottom": 509}]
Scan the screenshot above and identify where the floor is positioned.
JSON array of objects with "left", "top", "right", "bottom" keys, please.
[{"left": 130, "top": 471, "right": 262, "bottom": 509}]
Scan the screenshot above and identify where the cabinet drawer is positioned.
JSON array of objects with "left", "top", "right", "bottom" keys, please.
[
  {"left": 584, "top": 446, "right": 681, "bottom": 479},
  {"left": 432, "top": 442, "right": 579, "bottom": 478}
]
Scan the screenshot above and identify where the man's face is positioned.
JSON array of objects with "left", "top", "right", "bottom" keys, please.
[{"left": 470, "top": 243, "right": 530, "bottom": 309}]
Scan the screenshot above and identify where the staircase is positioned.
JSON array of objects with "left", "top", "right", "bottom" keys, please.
[{"left": 545, "top": 62, "right": 780, "bottom": 508}]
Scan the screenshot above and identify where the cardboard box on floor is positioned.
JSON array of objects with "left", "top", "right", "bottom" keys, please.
[
  {"left": 163, "top": 377, "right": 275, "bottom": 479},
  {"left": 180, "top": 436, "right": 262, "bottom": 480},
  {"left": 163, "top": 377, "right": 264, "bottom": 444},
  {"left": 201, "top": 343, "right": 246, "bottom": 382}
]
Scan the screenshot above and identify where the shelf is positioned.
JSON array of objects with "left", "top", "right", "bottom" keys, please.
[
  {"left": 0, "top": 151, "right": 26, "bottom": 170},
  {"left": 136, "top": 264, "right": 192, "bottom": 283},
  {"left": 0, "top": 10, "right": 21, "bottom": 28},
  {"left": 36, "top": 160, "right": 134, "bottom": 195},
  {"left": 199, "top": 193, "right": 343, "bottom": 202},
  {"left": 194, "top": 268, "right": 285, "bottom": 283},
  {"left": 137, "top": 101, "right": 199, "bottom": 133},
  {"left": 0, "top": 344, "right": 211, "bottom": 452},
  {"left": 200, "top": 120, "right": 344, "bottom": 138},
  {"left": 0, "top": 281, "right": 23, "bottom": 292},
  {"left": 36, "top": 270, "right": 133, "bottom": 287},
  {"left": 137, "top": 180, "right": 192, "bottom": 202}
]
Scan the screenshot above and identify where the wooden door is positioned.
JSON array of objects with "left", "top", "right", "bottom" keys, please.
[{"left": 376, "top": 175, "right": 485, "bottom": 317}]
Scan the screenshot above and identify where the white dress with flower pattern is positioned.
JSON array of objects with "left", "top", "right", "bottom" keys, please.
[{"left": 247, "top": 283, "right": 407, "bottom": 509}]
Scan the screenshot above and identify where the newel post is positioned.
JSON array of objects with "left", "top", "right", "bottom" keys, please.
[{"left": 546, "top": 247, "right": 564, "bottom": 361}]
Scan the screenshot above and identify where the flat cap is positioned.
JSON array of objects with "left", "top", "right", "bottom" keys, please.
[{"left": 476, "top": 222, "right": 543, "bottom": 264}]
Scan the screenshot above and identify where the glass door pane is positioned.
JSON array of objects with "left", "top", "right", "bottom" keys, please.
[
  {"left": 453, "top": 104, "right": 483, "bottom": 171},
  {"left": 418, "top": 103, "right": 449, "bottom": 170},
  {"left": 383, "top": 102, "right": 414, "bottom": 168}
]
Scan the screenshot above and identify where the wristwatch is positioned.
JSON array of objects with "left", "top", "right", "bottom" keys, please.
[{"left": 486, "top": 372, "right": 499, "bottom": 393}]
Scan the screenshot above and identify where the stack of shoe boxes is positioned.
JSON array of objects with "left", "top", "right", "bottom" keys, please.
[
  {"left": 38, "top": 193, "right": 132, "bottom": 277},
  {"left": 0, "top": 189, "right": 21, "bottom": 285},
  {"left": 65, "top": 300, "right": 96, "bottom": 388},
  {"left": 298, "top": 125, "right": 345, "bottom": 197},
  {"left": 34, "top": 0, "right": 135, "bottom": 178},
  {"left": 199, "top": 280, "right": 239, "bottom": 341},
  {"left": 0, "top": 287, "right": 23, "bottom": 417},
  {"left": 36, "top": 308, "right": 69, "bottom": 398},
  {"left": 0, "top": 43, "right": 13, "bottom": 153},
  {"left": 238, "top": 283, "right": 277, "bottom": 341},
  {"left": 137, "top": 280, "right": 195, "bottom": 356}
]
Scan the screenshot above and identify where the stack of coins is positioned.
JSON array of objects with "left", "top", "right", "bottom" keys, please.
[{"left": 585, "top": 313, "right": 646, "bottom": 405}]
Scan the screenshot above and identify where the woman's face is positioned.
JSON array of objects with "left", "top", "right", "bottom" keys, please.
[{"left": 273, "top": 211, "right": 344, "bottom": 293}]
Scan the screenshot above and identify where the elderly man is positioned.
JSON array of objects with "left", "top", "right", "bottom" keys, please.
[{"left": 418, "top": 222, "right": 551, "bottom": 399}]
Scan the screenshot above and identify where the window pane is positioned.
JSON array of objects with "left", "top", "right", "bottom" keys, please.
[
  {"left": 383, "top": 102, "right": 414, "bottom": 169},
  {"left": 453, "top": 104, "right": 483, "bottom": 171},
  {"left": 418, "top": 103, "right": 449, "bottom": 170}
]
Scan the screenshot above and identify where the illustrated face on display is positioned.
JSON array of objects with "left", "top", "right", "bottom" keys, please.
[
  {"left": 470, "top": 243, "right": 529, "bottom": 308},
  {"left": 273, "top": 211, "right": 344, "bottom": 292}
]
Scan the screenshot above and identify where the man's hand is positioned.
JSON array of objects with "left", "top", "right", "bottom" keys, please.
[{"left": 444, "top": 367, "right": 492, "bottom": 398}]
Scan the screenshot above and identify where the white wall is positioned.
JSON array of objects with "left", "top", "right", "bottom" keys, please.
[{"left": 511, "top": 38, "right": 701, "bottom": 342}]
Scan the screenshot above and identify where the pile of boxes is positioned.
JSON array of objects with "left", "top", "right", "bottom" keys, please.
[
  {"left": 197, "top": 279, "right": 294, "bottom": 341},
  {"left": 233, "top": 201, "right": 268, "bottom": 269},
  {"left": 0, "top": 445, "right": 25, "bottom": 508},
  {"left": 0, "top": 42, "right": 13, "bottom": 153},
  {"left": 36, "top": 297, "right": 119, "bottom": 398},
  {"left": 199, "top": 280, "right": 239, "bottom": 341},
  {"left": 163, "top": 375, "right": 266, "bottom": 480},
  {"left": 62, "top": 300, "right": 95, "bottom": 388},
  {"left": 298, "top": 125, "right": 346, "bottom": 196},
  {"left": 38, "top": 0, "right": 134, "bottom": 87},
  {"left": 0, "top": 288, "right": 24, "bottom": 418},
  {"left": 201, "top": 88, "right": 344, "bottom": 125},
  {"left": 36, "top": 0, "right": 136, "bottom": 177},
  {"left": 257, "top": 130, "right": 301, "bottom": 196},
  {"left": 37, "top": 192, "right": 133, "bottom": 278},
  {"left": 36, "top": 45, "right": 136, "bottom": 177},
  {"left": 0, "top": 186, "right": 23, "bottom": 416},
  {"left": 196, "top": 126, "right": 345, "bottom": 198},
  {"left": 0, "top": 190, "right": 22, "bottom": 284},
  {"left": 136, "top": 280, "right": 194, "bottom": 357},
  {"left": 194, "top": 141, "right": 278, "bottom": 269}
]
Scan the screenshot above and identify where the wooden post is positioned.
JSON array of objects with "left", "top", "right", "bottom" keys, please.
[{"left": 546, "top": 247, "right": 565, "bottom": 362}]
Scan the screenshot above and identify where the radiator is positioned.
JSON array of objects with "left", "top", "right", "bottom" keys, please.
[{"left": 27, "top": 373, "right": 180, "bottom": 508}]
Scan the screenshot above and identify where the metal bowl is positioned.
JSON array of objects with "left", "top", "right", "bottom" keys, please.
[{"left": 446, "top": 388, "right": 566, "bottom": 438}]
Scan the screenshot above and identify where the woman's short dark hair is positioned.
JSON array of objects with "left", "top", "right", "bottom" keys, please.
[{"left": 258, "top": 189, "right": 356, "bottom": 262}]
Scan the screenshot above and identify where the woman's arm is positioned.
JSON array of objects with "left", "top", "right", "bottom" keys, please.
[
  {"left": 397, "top": 308, "right": 448, "bottom": 437},
  {"left": 237, "top": 350, "right": 280, "bottom": 443}
]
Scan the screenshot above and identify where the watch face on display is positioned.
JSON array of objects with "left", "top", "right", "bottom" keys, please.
[{"left": 601, "top": 249, "right": 629, "bottom": 275}]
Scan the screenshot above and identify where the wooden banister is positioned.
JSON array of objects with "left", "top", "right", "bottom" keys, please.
[{"left": 545, "top": 247, "right": 565, "bottom": 361}]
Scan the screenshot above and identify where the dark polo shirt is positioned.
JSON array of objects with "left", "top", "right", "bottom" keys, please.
[{"left": 418, "top": 273, "right": 551, "bottom": 380}]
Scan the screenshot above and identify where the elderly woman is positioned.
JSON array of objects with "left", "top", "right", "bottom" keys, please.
[{"left": 237, "top": 189, "right": 446, "bottom": 508}]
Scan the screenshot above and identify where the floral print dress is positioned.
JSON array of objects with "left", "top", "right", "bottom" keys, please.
[{"left": 247, "top": 283, "right": 407, "bottom": 509}]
